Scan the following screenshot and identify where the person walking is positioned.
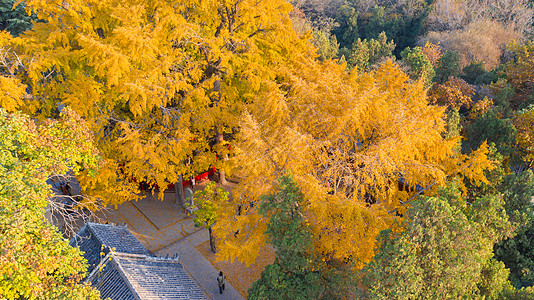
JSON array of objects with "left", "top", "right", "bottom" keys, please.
[{"left": 217, "top": 271, "right": 226, "bottom": 294}]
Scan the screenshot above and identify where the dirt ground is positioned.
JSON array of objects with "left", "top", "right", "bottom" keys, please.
[{"left": 196, "top": 240, "right": 276, "bottom": 298}]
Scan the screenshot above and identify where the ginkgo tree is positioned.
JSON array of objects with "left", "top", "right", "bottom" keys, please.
[
  {"left": 11, "top": 0, "right": 311, "bottom": 205},
  {"left": 215, "top": 59, "right": 495, "bottom": 267}
]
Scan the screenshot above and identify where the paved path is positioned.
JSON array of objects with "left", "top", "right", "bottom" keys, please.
[
  {"left": 97, "top": 193, "right": 198, "bottom": 252},
  {"left": 157, "top": 229, "right": 244, "bottom": 300},
  {"left": 97, "top": 190, "right": 244, "bottom": 299}
]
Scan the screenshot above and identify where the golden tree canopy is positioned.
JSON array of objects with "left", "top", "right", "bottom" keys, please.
[
  {"left": 10, "top": 0, "right": 310, "bottom": 204},
  {"left": 216, "top": 59, "right": 494, "bottom": 266}
]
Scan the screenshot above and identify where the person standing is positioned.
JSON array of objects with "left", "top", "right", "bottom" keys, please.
[{"left": 217, "top": 271, "right": 226, "bottom": 294}]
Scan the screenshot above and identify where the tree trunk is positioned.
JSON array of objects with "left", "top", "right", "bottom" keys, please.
[
  {"left": 216, "top": 132, "right": 228, "bottom": 185},
  {"left": 175, "top": 174, "right": 185, "bottom": 207},
  {"left": 209, "top": 226, "right": 217, "bottom": 253}
]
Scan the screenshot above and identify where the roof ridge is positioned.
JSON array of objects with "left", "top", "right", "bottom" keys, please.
[
  {"left": 110, "top": 254, "right": 143, "bottom": 300},
  {"left": 113, "top": 252, "right": 181, "bottom": 263}
]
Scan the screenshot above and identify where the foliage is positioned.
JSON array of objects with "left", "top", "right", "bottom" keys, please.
[
  {"left": 362, "top": 183, "right": 514, "bottom": 299},
  {"left": 347, "top": 32, "right": 395, "bottom": 71},
  {"left": 469, "top": 97, "right": 494, "bottom": 120},
  {"left": 0, "top": 33, "right": 28, "bottom": 112},
  {"left": 502, "top": 41, "right": 534, "bottom": 109},
  {"left": 291, "top": 9, "right": 339, "bottom": 61},
  {"left": 0, "top": 0, "right": 36, "bottom": 36},
  {"left": 331, "top": 1, "right": 432, "bottom": 56},
  {"left": 400, "top": 46, "right": 435, "bottom": 83},
  {"left": 428, "top": 76, "right": 475, "bottom": 110},
  {"left": 512, "top": 106, "right": 534, "bottom": 166},
  {"left": 490, "top": 79, "right": 516, "bottom": 117},
  {"left": 191, "top": 182, "right": 226, "bottom": 229},
  {"left": 11, "top": 0, "right": 311, "bottom": 205},
  {"left": 462, "top": 62, "right": 489, "bottom": 84},
  {"left": 332, "top": 4, "right": 359, "bottom": 50},
  {"left": 464, "top": 109, "right": 517, "bottom": 158},
  {"left": 0, "top": 109, "right": 100, "bottom": 299},
  {"left": 248, "top": 175, "right": 353, "bottom": 300},
  {"left": 191, "top": 181, "right": 227, "bottom": 253},
  {"left": 311, "top": 27, "right": 339, "bottom": 61},
  {"left": 359, "top": 2, "right": 431, "bottom": 56},
  {"left": 421, "top": 19, "right": 520, "bottom": 70},
  {"left": 444, "top": 108, "right": 462, "bottom": 139},
  {"left": 420, "top": 41, "right": 442, "bottom": 68},
  {"left": 215, "top": 59, "right": 495, "bottom": 266},
  {"left": 428, "top": 0, "right": 534, "bottom": 34},
  {"left": 434, "top": 50, "right": 461, "bottom": 83},
  {"left": 495, "top": 170, "right": 534, "bottom": 288}
]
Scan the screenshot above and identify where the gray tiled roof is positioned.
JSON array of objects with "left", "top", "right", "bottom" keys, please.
[
  {"left": 70, "top": 222, "right": 150, "bottom": 275},
  {"left": 88, "top": 253, "right": 206, "bottom": 299},
  {"left": 88, "top": 255, "right": 137, "bottom": 300},
  {"left": 72, "top": 223, "right": 206, "bottom": 300}
]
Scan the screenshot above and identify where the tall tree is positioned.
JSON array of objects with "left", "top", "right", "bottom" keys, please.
[
  {"left": 12, "top": 0, "right": 310, "bottom": 205},
  {"left": 0, "top": 109, "right": 100, "bottom": 299},
  {"left": 215, "top": 59, "right": 495, "bottom": 266}
]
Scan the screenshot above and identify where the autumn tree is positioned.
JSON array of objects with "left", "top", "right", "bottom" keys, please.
[
  {"left": 501, "top": 41, "right": 534, "bottom": 109},
  {"left": 12, "top": 0, "right": 310, "bottom": 206},
  {"left": 362, "top": 183, "right": 514, "bottom": 299},
  {"left": 248, "top": 175, "right": 354, "bottom": 300},
  {"left": 215, "top": 60, "right": 494, "bottom": 266},
  {"left": 0, "top": 109, "right": 100, "bottom": 299},
  {"left": 428, "top": 0, "right": 534, "bottom": 34},
  {"left": 428, "top": 76, "right": 475, "bottom": 110},
  {"left": 512, "top": 106, "right": 534, "bottom": 167},
  {"left": 420, "top": 41, "right": 442, "bottom": 68},
  {"left": 421, "top": 19, "right": 519, "bottom": 70}
]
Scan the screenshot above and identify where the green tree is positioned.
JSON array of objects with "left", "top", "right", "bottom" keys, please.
[
  {"left": 248, "top": 175, "right": 353, "bottom": 300},
  {"left": 461, "top": 62, "right": 492, "bottom": 85},
  {"left": 495, "top": 170, "right": 534, "bottom": 288},
  {"left": 0, "top": 109, "right": 100, "bottom": 299},
  {"left": 434, "top": 50, "right": 461, "bottom": 83},
  {"left": 362, "top": 183, "right": 514, "bottom": 299},
  {"left": 191, "top": 182, "right": 227, "bottom": 253},
  {"left": 463, "top": 109, "right": 517, "bottom": 158},
  {"left": 400, "top": 46, "right": 435, "bottom": 83},
  {"left": 347, "top": 32, "right": 395, "bottom": 71},
  {"left": 333, "top": 1, "right": 431, "bottom": 57},
  {"left": 332, "top": 5, "right": 359, "bottom": 50},
  {"left": 0, "top": 1, "right": 36, "bottom": 36}
]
